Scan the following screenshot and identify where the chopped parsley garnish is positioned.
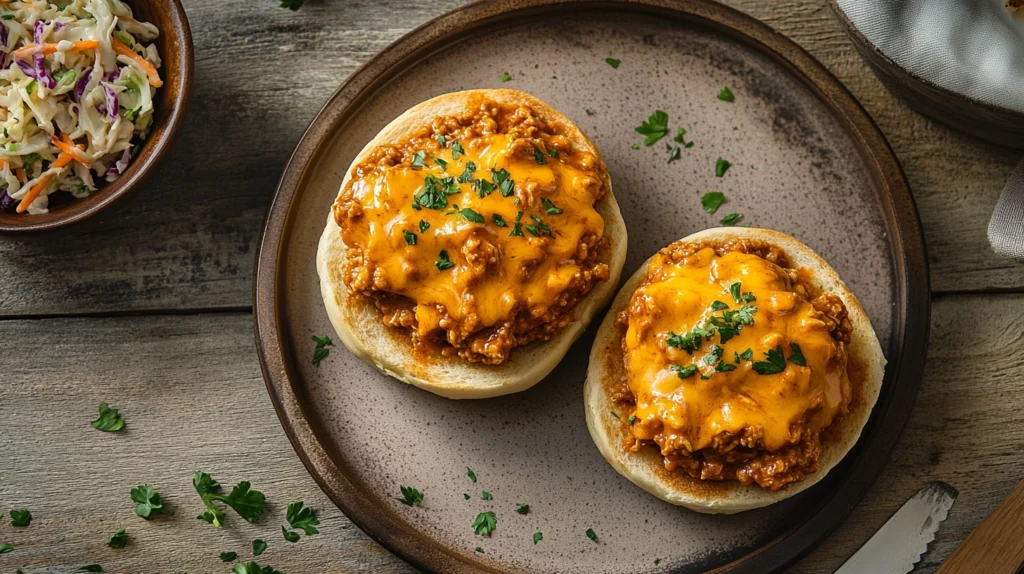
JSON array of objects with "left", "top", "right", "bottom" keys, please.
[
  {"left": 446, "top": 204, "right": 485, "bottom": 223},
  {"left": 233, "top": 562, "right": 282, "bottom": 574},
  {"left": 451, "top": 141, "right": 465, "bottom": 160},
  {"left": 703, "top": 345, "right": 723, "bottom": 366},
  {"left": 282, "top": 527, "right": 300, "bottom": 543},
  {"left": 286, "top": 501, "right": 320, "bottom": 535},
  {"left": 280, "top": 0, "right": 303, "bottom": 9},
  {"left": 403, "top": 230, "right": 417, "bottom": 245},
  {"left": 702, "top": 192, "right": 725, "bottom": 214},
  {"left": 788, "top": 343, "right": 806, "bottom": 366},
  {"left": 667, "top": 145, "right": 681, "bottom": 163},
  {"left": 410, "top": 150, "right": 427, "bottom": 168},
  {"left": 80, "top": 566, "right": 102, "bottom": 572},
  {"left": 467, "top": 467, "right": 477, "bottom": 483},
  {"left": 542, "top": 198, "right": 563, "bottom": 215},
  {"left": 717, "top": 87, "right": 735, "bottom": 102},
  {"left": 586, "top": 528, "right": 597, "bottom": 541},
  {"left": 710, "top": 300, "right": 729, "bottom": 311},
  {"left": 458, "top": 161, "right": 476, "bottom": 183},
  {"left": 395, "top": 484, "right": 423, "bottom": 503},
  {"left": 605, "top": 57, "right": 620, "bottom": 68},
  {"left": 743, "top": 291, "right": 756, "bottom": 303},
  {"left": 509, "top": 211, "right": 525, "bottom": 237},
  {"left": 752, "top": 346, "right": 787, "bottom": 375},
  {"left": 515, "top": 503, "right": 530, "bottom": 515},
  {"left": 715, "top": 157, "right": 731, "bottom": 177},
  {"left": 673, "top": 127, "right": 694, "bottom": 147},
  {"left": 671, "top": 364, "right": 698, "bottom": 378},
  {"left": 412, "top": 175, "right": 455, "bottom": 210},
  {"left": 492, "top": 214, "right": 507, "bottom": 227},
  {"left": 312, "top": 335, "right": 333, "bottom": 367},
  {"left": 193, "top": 471, "right": 266, "bottom": 528},
  {"left": 533, "top": 531, "right": 543, "bottom": 544},
  {"left": 481, "top": 491, "right": 492, "bottom": 500},
  {"left": 729, "top": 282, "right": 743, "bottom": 303},
  {"left": 498, "top": 72, "right": 512, "bottom": 82},
  {"left": 220, "top": 551, "right": 238, "bottom": 562},
  {"left": 252, "top": 539, "right": 267, "bottom": 556},
  {"left": 91, "top": 403, "right": 125, "bottom": 432},
  {"left": 464, "top": 493, "right": 471, "bottom": 500},
  {"left": 628, "top": 415, "right": 638, "bottom": 425},
  {"left": 548, "top": 149, "right": 558, "bottom": 158},
  {"left": 472, "top": 511, "right": 497, "bottom": 536},
  {"left": 9, "top": 509, "right": 31, "bottom": 527},
  {"left": 585, "top": 108, "right": 595, "bottom": 116},
  {"left": 130, "top": 485, "right": 165, "bottom": 519},
  {"left": 436, "top": 250, "right": 454, "bottom": 271},
  {"left": 738, "top": 348, "right": 753, "bottom": 362},
  {"left": 720, "top": 213, "right": 743, "bottom": 226},
  {"left": 0, "top": 543, "right": 11, "bottom": 554},
  {"left": 436, "top": 134, "right": 446, "bottom": 147},
  {"left": 636, "top": 110, "right": 669, "bottom": 146},
  {"left": 433, "top": 157, "right": 448, "bottom": 169},
  {"left": 665, "top": 328, "right": 708, "bottom": 354},
  {"left": 107, "top": 528, "right": 127, "bottom": 549},
  {"left": 533, "top": 147, "right": 546, "bottom": 165},
  {"left": 715, "top": 361, "right": 737, "bottom": 373},
  {"left": 654, "top": 557, "right": 662, "bottom": 565},
  {"left": 418, "top": 220, "right": 430, "bottom": 233},
  {"left": 475, "top": 546, "right": 484, "bottom": 553},
  {"left": 525, "top": 215, "right": 553, "bottom": 238},
  {"left": 492, "top": 168, "right": 515, "bottom": 196}
]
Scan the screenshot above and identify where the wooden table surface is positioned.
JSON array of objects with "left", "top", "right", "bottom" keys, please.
[{"left": 2, "top": 1, "right": 1022, "bottom": 572}]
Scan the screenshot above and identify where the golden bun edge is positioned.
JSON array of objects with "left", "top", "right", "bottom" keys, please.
[
  {"left": 584, "top": 226, "right": 886, "bottom": 513},
  {"left": 317, "top": 89, "right": 628, "bottom": 399}
]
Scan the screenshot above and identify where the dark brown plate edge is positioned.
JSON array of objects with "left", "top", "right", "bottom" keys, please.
[
  {"left": 252, "top": 1, "right": 931, "bottom": 573},
  {"left": 827, "top": 0, "right": 1024, "bottom": 149},
  {"left": 0, "top": 0, "right": 195, "bottom": 235}
]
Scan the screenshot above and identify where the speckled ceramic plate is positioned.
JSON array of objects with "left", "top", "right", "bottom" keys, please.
[{"left": 253, "top": 1, "right": 929, "bottom": 572}]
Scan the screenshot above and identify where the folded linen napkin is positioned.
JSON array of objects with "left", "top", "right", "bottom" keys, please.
[{"left": 989, "top": 160, "right": 1024, "bottom": 261}]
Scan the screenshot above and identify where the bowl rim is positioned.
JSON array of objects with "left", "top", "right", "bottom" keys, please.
[{"left": 0, "top": 0, "right": 194, "bottom": 235}]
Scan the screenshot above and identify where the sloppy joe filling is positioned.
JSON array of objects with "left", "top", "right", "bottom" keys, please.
[
  {"left": 617, "top": 240, "right": 853, "bottom": 490},
  {"left": 334, "top": 97, "right": 610, "bottom": 364}
]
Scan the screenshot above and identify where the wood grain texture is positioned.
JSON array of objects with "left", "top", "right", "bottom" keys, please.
[
  {"left": 0, "top": 0, "right": 1020, "bottom": 318},
  {"left": 936, "top": 480, "right": 1024, "bottom": 574},
  {"left": 0, "top": 296, "right": 1021, "bottom": 573}
]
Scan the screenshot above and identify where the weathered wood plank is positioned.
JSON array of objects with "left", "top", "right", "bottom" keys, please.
[
  {"left": 0, "top": 294, "right": 1021, "bottom": 572},
  {"left": 0, "top": 0, "right": 1019, "bottom": 318}
]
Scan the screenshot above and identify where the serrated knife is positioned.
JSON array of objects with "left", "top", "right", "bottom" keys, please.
[{"left": 834, "top": 482, "right": 958, "bottom": 574}]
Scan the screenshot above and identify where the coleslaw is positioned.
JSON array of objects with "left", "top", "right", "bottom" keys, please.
[{"left": 0, "top": 0, "right": 162, "bottom": 215}]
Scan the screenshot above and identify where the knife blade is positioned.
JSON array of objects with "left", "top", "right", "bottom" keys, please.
[{"left": 834, "top": 481, "right": 958, "bottom": 574}]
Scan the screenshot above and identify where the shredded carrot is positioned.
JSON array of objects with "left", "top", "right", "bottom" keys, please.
[
  {"left": 112, "top": 38, "right": 162, "bottom": 88},
  {"left": 15, "top": 151, "right": 79, "bottom": 213},
  {"left": 12, "top": 40, "right": 99, "bottom": 59},
  {"left": 14, "top": 168, "right": 25, "bottom": 183},
  {"left": 50, "top": 134, "right": 92, "bottom": 168}
]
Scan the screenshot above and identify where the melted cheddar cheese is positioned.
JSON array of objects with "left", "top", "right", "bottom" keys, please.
[
  {"left": 621, "top": 242, "right": 851, "bottom": 489},
  {"left": 334, "top": 99, "right": 609, "bottom": 364}
]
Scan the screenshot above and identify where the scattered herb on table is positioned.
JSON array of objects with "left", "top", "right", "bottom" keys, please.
[
  {"left": 107, "top": 528, "right": 127, "bottom": 549},
  {"left": 498, "top": 72, "right": 512, "bottom": 82},
  {"left": 397, "top": 486, "right": 424, "bottom": 506},
  {"left": 654, "top": 557, "right": 662, "bottom": 565},
  {"left": 312, "top": 335, "right": 333, "bottom": 367},
  {"left": 715, "top": 157, "right": 731, "bottom": 177},
  {"left": 701, "top": 192, "right": 725, "bottom": 214},
  {"left": 279, "top": 0, "right": 303, "bottom": 10},
  {"left": 282, "top": 526, "right": 300, "bottom": 543},
  {"left": 252, "top": 538, "right": 267, "bottom": 556},
  {"left": 91, "top": 403, "right": 125, "bottom": 432},
  {"left": 717, "top": 87, "right": 734, "bottom": 102},
  {"left": 220, "top": 551, "right": 238, "bottom": 562},
  {"left": 466, "top": 467, "right": 477, "bottom": 482},
  {"left": 481, "top": 491, "right": 493, "bottom": 500},
  {"left": 287, "top": 501, "right": 320, "bottom": 535},
  {"left": 605, "top": 57, "right": 620, "bottom": 68},
  {"left": 131, "top": 485, "right": 165, "bottom": 519},
  {"left": 636, "top": 110, "right": 669, "bottom": 146},
  {"left": 463, "top": 493, "right": 470, "bottom": 500},
  {"left": 80, "top": 566, "right": 102, "bottom": 573},
  {"left": 673, "top": 127, "right": 694, "bottom": 148},
  {"left": 533, "top": 531, "right": 543, "bottom": 544},
  {"left": 586, "top": 528, "right": 597, "bottom": 541},
  {"left": 233, "top": 562, "right": 282, "bottom": 574},
  {"left": 667, "top": 145, "right": 681, "bottom": 164},
  {"left": 475, "top": 546, "right": 484, "bottom": 553},
  {"left": 0, "top": 543, "right": 12, "bottom": 553},
  {"left": 585, "top": 108, "right": 595, "bottom": 116},
  {"left": 719, "top": 213, "right": 743, "bottom": 226},
  {"left": 472, "top": 511, "right": 497, "bottom": 537},
  {"left": 194, "top": 471, "right": 266, "bottom": 528},
  {"left": 515, "top": 503, "right": 530, "bottom": 515},
  {"left": 9, "top": 509, "right": 31, "bottom": 527}
]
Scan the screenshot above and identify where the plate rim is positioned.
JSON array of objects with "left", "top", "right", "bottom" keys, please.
[{"left": 253, "top": 1, "right": 931, "bottom": 572}]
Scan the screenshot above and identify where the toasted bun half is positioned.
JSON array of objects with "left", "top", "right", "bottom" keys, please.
[
  {"left": 585, "top": 227, "right": 885, "bottom": 513},
  {"left": 317, "top": 89, "right": 627, "bottom": 399}
]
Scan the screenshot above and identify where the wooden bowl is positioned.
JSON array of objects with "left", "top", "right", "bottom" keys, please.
[{"left": 0, "top": 0, "right": 194, "bottom": 235}]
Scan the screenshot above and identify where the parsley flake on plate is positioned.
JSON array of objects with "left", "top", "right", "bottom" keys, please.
[
  {"left": 193, "top": 471, "right": 266, "bottom": 528},
  {"left": 472, "top": 511, "right": 497, "bottom": 536},
  {"left": 252, "top": 539, "right": 267, "bottom": 556},
  {"left": 436, "top": 250, "right": 455, "bottom": 271},
  {"left": 9, "top": 509, "right": 31, "bottom": 527},
  {"left": 286, "top": 501, "right": 320, "bottom": 535},
  {"left": 752, "top": 346, "right": 787, "bottom": 375},
  {"left": 282, "top": 526, "right": 300, "bottom": 543},
  {"left": 715, "top": 157, "right": 731, "bottom": 177},
  {"left": 717, "top": 87, "right": 735, "bottom": 102},
  {"left": 312, "top": 335, "right": 333, "bottom": 367},
  {"left": 533, "top": 531, "right": 543, "bottom": 544},
  {"left": 107, "top": 528, "right": 127, "bottom": 549},
  {"left": 498, "top": 72, "right": 512, "bottom": 82},
  {"left": 720, "top": 213, "right": 743, "bottom": 226},
  {"left": 701, "top": 191, "right": 725, "bottom": 214},
  {"left": 397, "top": 486, "right": 424, "bottom": 506},
  {"left": 636, "top": 110, "right": 669, "bottom": 146},
  {"left": 220, "top": 551, "right": 238, "bottom": 562},
  {"left": 586, "top": 528, "right": 597, "bottom": 541},
  {"left": 605, "top": 57, "right": 620, "bottom": 68},
  {"left": 91, "top": 403, "right": 125, "bottom": 432},
  {"left": 131, "top": 485, "right": 165, "bottom": 519},
  {"left": 515, "top": 503, "right": 530, "bottom": 515}
]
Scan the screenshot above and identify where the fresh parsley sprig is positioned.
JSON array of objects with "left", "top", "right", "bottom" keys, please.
[{"left": 193, "top": 471, "right": 266, "bottom": 528}]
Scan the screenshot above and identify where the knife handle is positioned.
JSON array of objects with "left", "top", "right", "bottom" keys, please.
[{"left": 938, "top": 480, "right": 1024, "bottom": 574}]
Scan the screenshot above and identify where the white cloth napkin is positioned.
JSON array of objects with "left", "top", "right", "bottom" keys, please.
[{"left": 989, "top": 160, "right": 1024, "bottom": 261}]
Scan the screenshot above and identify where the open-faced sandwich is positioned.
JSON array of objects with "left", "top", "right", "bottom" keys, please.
[
  {"left": 318, "top": 89, "right": 627, "bottom": 399},
  {"left": 585, "top": 227, "right": 884, "bottom": 513}
]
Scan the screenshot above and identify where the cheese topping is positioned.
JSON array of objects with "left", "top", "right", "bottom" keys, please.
[
  {"left": 621, "top": 241, "right": 852, "bottom": 489},
  {"left": 334, "top": 99, "right": 610, "bottom": 364}
]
